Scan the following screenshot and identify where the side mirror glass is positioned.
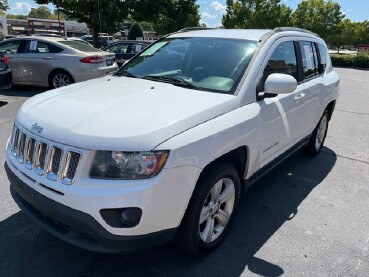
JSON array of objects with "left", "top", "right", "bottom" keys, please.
[{"left": 264, "top": 73, "right": 297, "bottom": 95}]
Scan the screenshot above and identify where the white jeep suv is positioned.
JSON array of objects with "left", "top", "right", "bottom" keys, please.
[{"left": 6, "top": 27, "right": 339, "bottom": 255}]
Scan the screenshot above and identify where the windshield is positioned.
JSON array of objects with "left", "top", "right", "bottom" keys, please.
[
  {"left": 117, "top": 37, "right": 259, "bottom": 94},
  {"left": 58, "top": 40, "right": 99, "bottom": 52}
]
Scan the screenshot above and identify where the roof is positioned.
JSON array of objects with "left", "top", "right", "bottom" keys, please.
[
  {"left": 168, "top": 27, "right": 320, "bottom": 42},
  {"left": 169, "top": 29, "right": 272, "bottom": 41}
]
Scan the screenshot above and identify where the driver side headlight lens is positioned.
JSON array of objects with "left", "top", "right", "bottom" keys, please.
[{"left": 90, "top": 150, "right": 169, "bottom": 179}]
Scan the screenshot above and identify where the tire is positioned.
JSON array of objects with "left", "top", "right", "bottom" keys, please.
[
  {"left": 175, "top": 162, "right": 241, "bottom": 255},
  {"left": 49, "top": 70, "right": 74, "bottom": 89},
  {"left": 304, "top": 110, "right": 329, "bottom": 156}
]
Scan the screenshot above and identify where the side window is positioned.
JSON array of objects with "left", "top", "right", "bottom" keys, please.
[
  {"left": 106, "top": 44, "right": 128, "bottom": 54},
  {"left": 0, "top": 40, "right": 22, "bottom": 54},
  {"left": 48, "top": 43, "right": 63, "bottom": 53},
  {"left": 299, "top": 41, "right": 318, "bottom": 79},
  {"left": 24, "top": 40, "right": 50, "bottom": 53},
  {"left": 258, "top": 41, "right": 297, "bottom": 92},
  {"left": 317, "top": 43, "right": 329, "bottom": 72}
]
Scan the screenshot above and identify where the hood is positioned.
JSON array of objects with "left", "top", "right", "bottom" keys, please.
[{"left": 17, "top": 76, "right": 237, "bottom": 151}]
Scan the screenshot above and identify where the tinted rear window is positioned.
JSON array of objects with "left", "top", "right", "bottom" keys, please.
[{"left": 58, "top": 40, "right": 98, "bottom": 52}]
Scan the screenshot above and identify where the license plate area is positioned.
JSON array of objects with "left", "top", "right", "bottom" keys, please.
[{"left": 106, "top": 59, "right": 113, "bottom": 66}]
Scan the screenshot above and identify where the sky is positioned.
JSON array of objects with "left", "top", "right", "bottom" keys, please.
[{"left": 6, "top": 0, "right": 369, "bottom": 27}]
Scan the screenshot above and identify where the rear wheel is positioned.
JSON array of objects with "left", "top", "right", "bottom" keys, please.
[
  {"left": 175, "top": 162, "right": 241, "bottom": 255},
  {"left": 49, "top": 70, "right": 74, "bottom": 89},
  {"left": 304, "top": 110, "right": 329, "bottom": 156}
]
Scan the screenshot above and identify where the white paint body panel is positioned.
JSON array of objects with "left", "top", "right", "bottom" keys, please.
[{"left": 6, "top": 29, "right": 340, "bottom": 239}]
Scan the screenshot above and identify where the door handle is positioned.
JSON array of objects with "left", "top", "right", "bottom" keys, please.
[
  {"left": 42, "top": 57, "right": 52, "bottom": 60},
  {"left": 294, "top": 93, "right": 305, "bottom": 101}
]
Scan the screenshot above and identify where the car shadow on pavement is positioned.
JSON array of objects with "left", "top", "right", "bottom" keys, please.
[
  {"left": 0, "top": 85, "right": 46, "bottom": 98},
  {"left": 0, "top": 148, "right": 337, "bottom": 277}
]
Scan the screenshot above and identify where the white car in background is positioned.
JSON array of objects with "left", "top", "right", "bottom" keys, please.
[{"left": 0, "top": 36, "right": 117, "bottom": 88}]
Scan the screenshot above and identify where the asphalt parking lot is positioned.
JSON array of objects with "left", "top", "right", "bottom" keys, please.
[{"left": 0, "top": 67, "right": 368, "bottom": 276}]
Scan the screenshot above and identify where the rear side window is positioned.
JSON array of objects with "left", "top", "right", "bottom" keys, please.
[
  {"left": 258, "top": 41, "right": 298, "bottom": 92},
  {"left": 58, "top": 40, "right": 98, "bottom": 52},
  {"left": 317, "top": 43, "right": 329, "bottom": 72},
  {"left": 0, "top": 40, "right": 22, "bottom": 54},
  {"left": 299, "top": 41, "right": 318, "bottom": 79}
]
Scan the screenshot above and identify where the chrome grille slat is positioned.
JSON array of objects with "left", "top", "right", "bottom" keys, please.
[
  {"left": 46, "top": 147, "right": 63, "bottom": 181},
  {"left": 12, "top": 128, "right": 20, "bottom": 156},
  {"left": 25, "top": 137, "right": 36, "bottom": 169},
  {"left": 17, "top": 132, "right": 27, "bottom": 163},
  {"left": 9, "top": 125, "right": 81, "bottom": 184},
  {"left": 35, "top": 142, "right": 48, "bottom": 175},
  {"left": 61, "top": 151, "right": 81, "bottom": 185}
]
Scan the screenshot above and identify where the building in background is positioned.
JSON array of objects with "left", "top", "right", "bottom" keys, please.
[{"left": 5, "top": 17, "right": 88, "bottom": 37}]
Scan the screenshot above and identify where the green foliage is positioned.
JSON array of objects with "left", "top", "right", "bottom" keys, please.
[
  {"left": 293, "top": 0, "right": 344, "bottom": 44},
  {"left": 28, "top": 6, "right": 53, "bottom": 19},
  {"left": 6, "top": 14, "right": 28, "bottom": 20},
  {"left": 151, "top": 0, "right": 200, "bottom": 35},
  {"left": 0, "top": 0, "right": 8, "bottom": 11},
  {"left": 331, "top": 54, "right": 369, "bottom": 68},
  {"left": 36, "top": 0, "right": 200, "bottom": 43},
  {"left": 222, "top": 0, "right": 293, "bottom": 29},
  {"left": 128, "top": 23, "right": 143, "bottom": 40}
]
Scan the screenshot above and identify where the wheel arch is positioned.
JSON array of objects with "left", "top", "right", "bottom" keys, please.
[
  {"left": 325, "top": 100, "right": 336, "bottom": 121},
  {"left": 48, "top": 68, "right": 75, "bottom": 87},
  {"left": 197, "top": 145, "right": 249, "bottom": 192}
]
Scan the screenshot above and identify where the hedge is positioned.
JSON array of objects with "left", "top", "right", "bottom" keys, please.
[{"left": 330, "top": 54, "right": 369, "bottom": 68}]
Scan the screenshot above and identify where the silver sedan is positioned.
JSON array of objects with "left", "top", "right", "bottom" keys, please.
[{"left": 0, "top": 36, "right": 117, "bottom": 88}]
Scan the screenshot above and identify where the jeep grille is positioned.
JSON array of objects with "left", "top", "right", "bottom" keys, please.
[{"left": 10, "top": 124, "right": 81, "bottom": 184}]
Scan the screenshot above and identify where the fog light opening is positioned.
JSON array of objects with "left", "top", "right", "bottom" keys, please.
[{"left": 118, "top": 208, "right": 142, "bottom": 228}]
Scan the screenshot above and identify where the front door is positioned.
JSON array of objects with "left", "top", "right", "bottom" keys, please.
[
  {"left": 16, "top": 40, "right": 55, "bottom": 86},
  {"left": 257, "top": 40, "right": 307, "bottom": 167}
]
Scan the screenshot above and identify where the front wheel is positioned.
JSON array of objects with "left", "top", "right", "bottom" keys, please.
[
  {"left": 304, "top": 110, "right": 329, "bottom": 156},
  {"left": 175, "top": 163, "right": 241, "bottom": 255}
]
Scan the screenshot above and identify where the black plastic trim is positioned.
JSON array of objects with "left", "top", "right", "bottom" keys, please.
[
  {"left": 5, "top": 162, "right": 176, "bottom": 253},
  {"left": 246, "top": 135, "right": 310, "bottom": 186}
]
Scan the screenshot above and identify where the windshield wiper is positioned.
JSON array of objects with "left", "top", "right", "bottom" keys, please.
[
  {"left": 143, "top": 75, "right": 204, "bottom": 91},
  {"left": 114, "top": 70, "right": 137, "bottom": 78}
]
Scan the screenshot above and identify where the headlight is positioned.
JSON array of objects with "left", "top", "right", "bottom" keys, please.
[{"left": 90, "top": 150, "right": 169, "bottom": 179}]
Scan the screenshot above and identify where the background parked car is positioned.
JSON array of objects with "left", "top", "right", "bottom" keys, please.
[
  {"left": 0, "top": 36, "right": 117, "bottom": 88},
  {"left": 80, "top": 35, "right": 115, "bottom": 48},
  {"left": 0, "top": 51, "right": 13, "bottom": 89},
  {"left": 67, "top": 37, "right": 93, "bottom": 46},
  {"left": 103, "top": 40, "right": 151, "bottom": 66}
]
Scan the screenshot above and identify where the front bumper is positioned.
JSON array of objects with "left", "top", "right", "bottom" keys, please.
[{"left": 6, "top": 163, "right": 176, "bottom": 253}]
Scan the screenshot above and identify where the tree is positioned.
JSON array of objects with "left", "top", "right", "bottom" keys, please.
[
  {"left": 222, "top": 0, "right": 293, "bottom": 29},
  {"left": 28, "top": 6, "right": 53, "bottom": 19},
  {"left": 293, "top": 0, "right": 344, "bottom": 44},
  {"left": 0, "top": 0, "right": 8, "bottom": 12},
  {"left": 128, "top": 22, "right": 143, "bottom": 40},
  {"left": 148, "top": 0, "right": 200, "bottom": 35},
  {"left": 5, "top": 14, "right": 28, "bottom": 20}
]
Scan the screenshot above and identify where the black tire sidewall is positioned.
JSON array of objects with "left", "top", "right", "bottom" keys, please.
[
  {"left": 306, "top": 110, "right": 329, "bottom": 155},
  {"left": 183, "top": 163, "right": 241, "bottom": 254}
]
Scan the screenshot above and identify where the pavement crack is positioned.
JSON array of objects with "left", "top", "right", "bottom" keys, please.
[
  {"left": 322, "top": 150, "right": 369, "bottom": 165},
  {"left": 336, "top": 109, "right": 369, "bottom": 116}
]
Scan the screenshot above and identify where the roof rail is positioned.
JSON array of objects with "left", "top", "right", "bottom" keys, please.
[
  {"left": 273, "top": 27, "right": 319, "bottom": 37},
  {"left": 176, "top": 27, "right": 214, "bottom": 33}
]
